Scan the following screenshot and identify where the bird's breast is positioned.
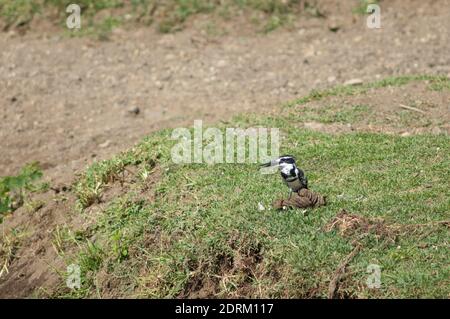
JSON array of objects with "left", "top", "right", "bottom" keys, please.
[{"left": 285, "top": 178, "right": 303, "bottom": 192}]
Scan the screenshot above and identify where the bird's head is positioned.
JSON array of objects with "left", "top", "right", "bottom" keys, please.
[{"left": 260, "top": 155, "right": 296, "bottom": 168}]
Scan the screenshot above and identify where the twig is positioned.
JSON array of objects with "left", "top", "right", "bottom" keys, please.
[
  {"left": 328, "top": 244, "right": 362, "bottom": 299},
  {"left": 0, "top": 259, "right": 9, "bottom": 279},
  {"left": 399, "top": 104, "right": 426, "bottom": 114}
]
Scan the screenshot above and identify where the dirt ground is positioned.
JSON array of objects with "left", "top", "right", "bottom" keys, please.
[{"left": 0, "top": 0, "right": 449, "bottom": 297}]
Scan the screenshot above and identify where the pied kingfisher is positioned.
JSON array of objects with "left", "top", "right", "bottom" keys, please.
[{"left": 261, "top": 155, "right": 308, "bottom": 199}]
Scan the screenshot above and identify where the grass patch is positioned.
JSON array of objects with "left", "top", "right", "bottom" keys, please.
[
  {"left": 53, "top": 75, "right": 449, "bottom": 298},
  {"left": 73, "top": 139, "right": 161, "bottom": 208},
  {"left": 299, "top": 104, "right": 371, "bottom": 124},
  {"left": 0, "top": 0, "right": 41, "bottom": 29},
  {"left": 0, "top": 162, "right": 45, "bottom": 223},
  {"left": 285, "top": 75, "right": 450, "bottom": 107},
  {"left": 0, "top": 0, "right": 327, "bottom": 35}
]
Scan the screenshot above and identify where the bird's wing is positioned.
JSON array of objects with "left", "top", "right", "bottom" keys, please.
[{"left": 297, "top": 168, "right": 308, "bottom": 188}]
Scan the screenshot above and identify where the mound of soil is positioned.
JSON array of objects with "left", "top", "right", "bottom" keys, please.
[{"left": 1, "top": 0, "right": 450, "bottom": 298}]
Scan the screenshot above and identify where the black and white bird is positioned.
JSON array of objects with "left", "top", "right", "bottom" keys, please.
[{"left": 261, "top": 155, "right": 308, "bottom": 199}]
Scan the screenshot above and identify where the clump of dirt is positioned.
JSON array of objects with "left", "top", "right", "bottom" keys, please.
[
  {"left": 273, "top": 188, "right": 326, "bottom": 210},
  {"left": 180, "top": 240, "right": 264, "bottom": 298},
  {"left": 324, "top": 210, "right": 400, "bottom": 299},
  {"left": 325, "top": 209, "right": 450, "bottom": 245},
  {"left": 324, "top": 209, "right": 399, "bottom": 244}
]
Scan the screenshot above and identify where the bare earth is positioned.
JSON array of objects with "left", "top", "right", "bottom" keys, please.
[{"left": 0, "top": 0, "right": 449, "bottom": 297}]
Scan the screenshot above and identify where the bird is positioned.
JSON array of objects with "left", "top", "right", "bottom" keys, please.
[{"left": 260, "top": 155, "right": 308, "bottom": 199}]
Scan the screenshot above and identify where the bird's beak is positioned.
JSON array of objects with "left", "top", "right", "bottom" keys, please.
[
  {"left": 259, "top": 159, "right": 279, "bottom": 168},
  {"left": 260, "top": 161, "right": 272, "bottom": 168},
  {"left": 259, "top": 159, "right": 279, "bottom": 175}
]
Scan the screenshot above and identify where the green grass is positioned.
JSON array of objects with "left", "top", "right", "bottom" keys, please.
[
  {"left": 0, "top": 162, "right": 45, "bottom": 223},
  {"left": 298, "top": 104, "right": 371, "bottom": 124},
  {"left": 48, "top": 75, "right": 449, "bottom": 298},
  {"left": 0, "top": 0, "right": 328, "bottom": 35}
]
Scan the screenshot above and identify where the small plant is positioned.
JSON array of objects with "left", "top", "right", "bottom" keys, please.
[
  {"left": 79, "top": 240, "right": 104, "bottom": 274},
  {"left": 0, "top": 162, "right": 43, "bottom": 222},
  {"left": 111, "top": 230, "right": 129, "bottom": 261}
]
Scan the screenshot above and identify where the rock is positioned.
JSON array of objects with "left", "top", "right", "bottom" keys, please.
[
  {"left": 327, "top": 76, "right": 336, "bottom": 83},
  {"left": 99, "top": 140, "right": 111, "bottom": 148},
  {"left": 401, "top": 132, "right": 411, "bottom": 137},
  {"left": 155, "top": 81, "right": 164, "bottom": 89},
  {"left": 344, "top": 78, "right": 363, "bottom": 86},
  {"left": 128, "top": 106, "right": 140, "bottom": 115},
  {"left": 329, "top": 25, "right": 340, "bottom": 32},
  {"left": 328, "top": 20, "right": 340, "bottom": 32}
]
